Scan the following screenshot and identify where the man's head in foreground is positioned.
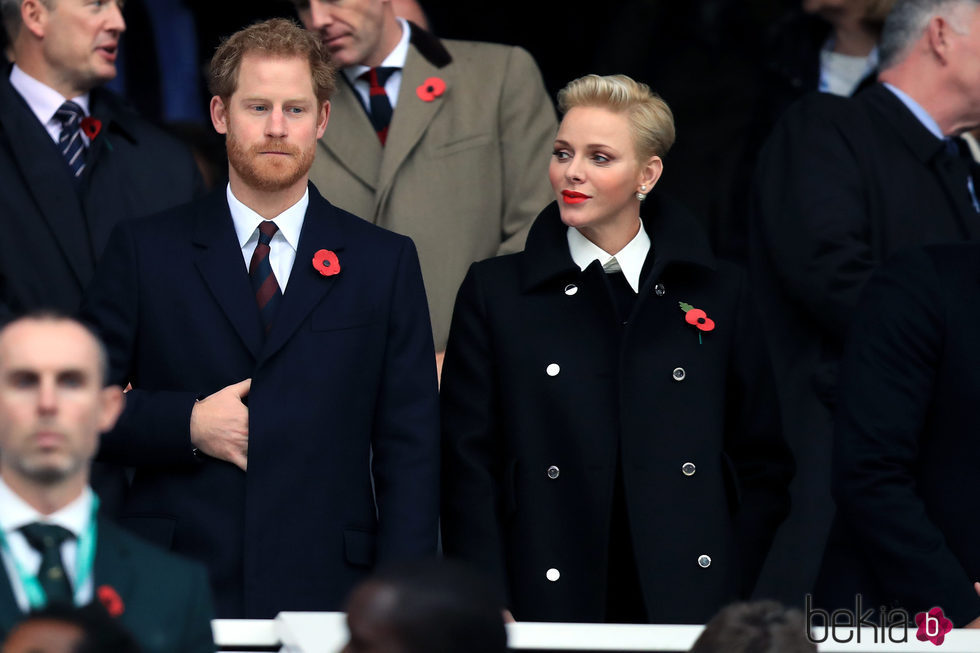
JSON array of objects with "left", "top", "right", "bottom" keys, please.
[
  {"left": 0, "top": 313, "right": 122, "bottom": 508},
  {"left": 343, "top": 559, "right": 506, "bottom": 653}
]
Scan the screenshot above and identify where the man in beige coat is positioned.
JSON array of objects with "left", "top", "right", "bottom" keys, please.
[{"left": 294, "top": 0, "right": 556, "bottom": 362}]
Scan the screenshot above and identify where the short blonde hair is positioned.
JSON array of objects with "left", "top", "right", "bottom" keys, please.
[
  {"left": 557, "top": 74, "right": 675, "bottom": 160},
  {"left": 209, "top": 18, "right": 336, "bottom": 104}
]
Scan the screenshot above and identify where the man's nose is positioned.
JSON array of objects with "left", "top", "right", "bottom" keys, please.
[
  {"left": 37, "top": 379, "right": 57, "bottom": 414},
  {"left": 106, "top": 1, "right": 126, "bottom": 33},
  {"left": 308, "top": 1, "right": 335, "bottom": 29},
  {"left": 266, "top": 109, "right": 288, "bottom": 137}
]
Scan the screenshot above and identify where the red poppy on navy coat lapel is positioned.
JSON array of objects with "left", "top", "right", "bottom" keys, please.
[
  {"left": 313, "top": 249, "right": 341, "bottom": 276},
  {"left": 80, "top": 117, "right": 102, "bottom": 140}
]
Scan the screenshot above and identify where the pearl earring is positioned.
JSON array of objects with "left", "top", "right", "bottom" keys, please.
[{"left": 635, "top": 185, "right": 648, "bottom": 201}]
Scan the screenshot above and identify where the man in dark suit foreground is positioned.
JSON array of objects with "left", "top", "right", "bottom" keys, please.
[
  {"left": 0, "top": 314, "right": 214, "bottom": 652},
  {"left": 81, "top": 18, "right": 440, "bottom": 618},
  {"left": 750, "top": 0, "right": 980, "bottom": 604},
  {"left": 0, "top": 0, "right": 203, "bottom": 316},
  {"left": 825, "top": 243, "right": 980, "bottom": 628}
]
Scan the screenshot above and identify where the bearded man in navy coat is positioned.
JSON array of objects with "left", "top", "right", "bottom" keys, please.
[{"left": 80, "top": 18, "right": 440, "bottom": 618}]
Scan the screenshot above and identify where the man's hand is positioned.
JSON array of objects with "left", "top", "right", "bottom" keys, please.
[
  {"left": 190, "top": 378, "right": 251, "bottom": 471},
  {"left": 966, "top": 583, "right": 980, "bottom": 628}
]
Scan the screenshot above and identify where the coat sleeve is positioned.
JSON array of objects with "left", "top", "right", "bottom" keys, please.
[
  {"left": 495, "top": 47, "right": 556, "bottom": 256},
  {"left": 371, "top": 237, "right": 441, "bottom": 562},
  {"left": 79, "top": 221, "right": 200, "bottom": 467},
  {"left": 751, "top": 96, "right": 874, "bottom": 341},
  {"left": 439, "top": 264, "right": 510, "bottom": 605},
  {"left": 832, "top": 249, "right": 980, "bottom": 627},
  {"left": 725, "top": 268, "right": 794, "bottom": 595}
]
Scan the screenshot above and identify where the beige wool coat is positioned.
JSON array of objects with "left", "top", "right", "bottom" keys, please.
[{"left": 308, "top": 24, "right": 557, "bottom": 350}]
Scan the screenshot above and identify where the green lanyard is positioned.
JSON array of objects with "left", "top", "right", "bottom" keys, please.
[{"left": 0, "top": 494, "right": 99, "bottom": 608}]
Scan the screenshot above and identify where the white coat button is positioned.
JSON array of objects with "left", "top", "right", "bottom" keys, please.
[
  {"left": 682, "top": 462, "right": 696, "bottom": 476},
  {"left": 546, "top": 363, "right": 561, "bottom": 377},
  {"left": 564, "top": 284, "right": 578, "bottom": 296},
  {"left": 672, "top": 367, "right": 686, "bottom": 381},
  {"left": 654, "top": 283, "right": 666, "bottom": 296},
  {"left": 698, "top": 555, "right": 711, "bottom": 568},
  {"left": 546, "top": 568, "right": 561, "bottom": 582},
  {"left": 547, "top": 465, "right": 560, "bottom": 479}
]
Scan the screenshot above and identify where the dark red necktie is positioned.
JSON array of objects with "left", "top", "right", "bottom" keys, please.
[
  {"left": 360, "top": 67, "right": 397, "bottom": 145},
  {"left": 249, "top": 221, "right": 281, "bottom": 332}
]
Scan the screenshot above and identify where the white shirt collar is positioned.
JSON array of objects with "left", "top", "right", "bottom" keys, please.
[
  {"left": 343, "top": 17, "right": 411, "bottom": 85},
  {"left": 0, "top": 476, "right": 93, "bottom": 539},
  {"left": 227, "top": 184, "right": 308, "bottom": 253},
  {"left": 567, "top": 219, "right": 651, "bottom": 293},
  {"left": 9, "top": 64, "right": 91, "bottom": 128}
]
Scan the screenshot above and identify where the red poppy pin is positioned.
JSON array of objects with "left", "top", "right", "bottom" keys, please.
[
  {"left": 96, "top": 584, "right": 124, "bottom": 617},
  {"left": 80, "top": 117, "right": 102, "bottom": 140},
  {"left": 313, "top": 249, "right": 341, "bottom": 276},
  {"left": 679, "top": 301, "right": 715, "bottom": 344},
  {"left": 416, "top": 77, "right": 446, "bottom": 102}
]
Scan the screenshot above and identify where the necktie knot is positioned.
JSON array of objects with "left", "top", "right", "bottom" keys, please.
[
  {"left": 19, "top": 522, "right": 75, "bottom": 605},
  {"left": 20, "top": 523, "right": 74, "bottom": 551},
  {"left": 361, "top": 66, "right": 398, "bottom": 90},
  {"left": 54, "top": 101, "right": 84, "bottom": 128},
  {"left": 258, "top": 220, "right": 279, "bottom": 244},
  {"left": 55, "top": 101, "right": 87, "bottom": 178},
  {"left": 359, "top": 67, "right": 398, "bottom": 145}
]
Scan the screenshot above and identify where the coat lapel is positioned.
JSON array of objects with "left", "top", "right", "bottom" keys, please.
[
  {"left": 376, "top": 42, "right": 449, "bottom": 209},
  {"left": 0, "top": 72, "right": 94, "bottom": 287},
  {"left": 92, "top": 520, "right": 136, "bottom": 612},
  {"left": 319, "top": 78, "right": 382, "bottom": 193},
  {"left": 258, "top": 188, "right": 347, "bottom": 364},
  {"left": 192, "top": 190, "right": 264, "bottom": 359}
]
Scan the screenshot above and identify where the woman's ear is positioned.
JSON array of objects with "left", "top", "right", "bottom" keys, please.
[{"left": 639, "top": 155, "right": 664, "bottom": 191}]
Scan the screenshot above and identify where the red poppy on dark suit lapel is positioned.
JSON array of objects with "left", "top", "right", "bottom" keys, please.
[
  {"left": 313, "top": 249, "right": 341, "bottom": 276},
  {"left": 80, "top": 117, "right": 102, "bottom": 140},
  {"left": 96, "top": 584, "right": 124, "bottom": 617}
]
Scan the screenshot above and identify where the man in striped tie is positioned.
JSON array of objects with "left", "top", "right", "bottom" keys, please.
[
  {"left": 0, "top": 0, "right": 203, "bottom": 317},
  {"left": 81, "top": 18, "right": 440, "bottom": 619}
]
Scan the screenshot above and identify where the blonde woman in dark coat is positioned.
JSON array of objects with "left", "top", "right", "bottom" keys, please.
[{"left": 440, "top": 75, "right": 793, "bottom": 624}]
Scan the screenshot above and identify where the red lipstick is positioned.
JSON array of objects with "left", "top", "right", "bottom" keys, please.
[{"left": 562, "top": 190, "right": 590, "bottom": 204}]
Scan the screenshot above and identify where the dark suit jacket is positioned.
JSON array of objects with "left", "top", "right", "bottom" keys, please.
[
  {"left": 819, "top": 244, "right": 980, "bottom": 627},
  {"left": 80, "top": 184, "right": 440, "bottom": 618},
  {"left": 0, "top": 66, "right": 203, "bottom": 315},
  {"left": 441, "top": 197, "right": 793, "bottom": 623},
  {"left": 748, "top": 83, "right": 980, "bottom": 603},
  {"left": 0, "top": 517, "right": 214, "bottom": 653}
]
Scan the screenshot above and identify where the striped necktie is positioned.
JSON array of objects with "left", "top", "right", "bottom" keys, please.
[
  {"left": 55, "top": 101, "right": 87, "bottom": 178},
  {"left": 249, "top": 221, "right": 282, "bottom": 332},
  {"left": 360, "top": 67, "right": 398, "bottom": 145}
]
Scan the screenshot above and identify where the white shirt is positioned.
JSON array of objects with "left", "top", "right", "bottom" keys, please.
[
  {"left": 0, "top": 477, "right": 94, "bottom": 610},
  {"left": 567, "top": 220, "right": 651, "bottom": 293},
  {"left": 343, "top": 17, "right": 412, "bottom": 112},
  {"left": 8, "top": 65, "right": 92, "bottom": 147},
  {"left": 228, "top": 184, "right": 308, "bottom": 292}
]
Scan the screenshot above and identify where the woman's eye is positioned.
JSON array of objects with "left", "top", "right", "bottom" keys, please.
[{"left": 552, "top": 150, "right": 570, "bottom": 160}]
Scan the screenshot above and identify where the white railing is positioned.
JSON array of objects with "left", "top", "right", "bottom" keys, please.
[{"left": 212, "top": 616, "right": 980, "bottom": 652}]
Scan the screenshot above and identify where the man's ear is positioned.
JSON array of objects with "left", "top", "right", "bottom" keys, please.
[
  {"left": 317, "top": 100, "right": 330, "bottom": 139},
  {"left": 98, "top": 386, "right": 125, "bottom": 434},
  {"left": 210, "top": 95, "right": 229, "bottom": 135},
  {"left": 20, "top": 0, "right": 48, "bottom": 40},
  {"left": 926, "top": 15, "right": 955, "bottom": 65}
]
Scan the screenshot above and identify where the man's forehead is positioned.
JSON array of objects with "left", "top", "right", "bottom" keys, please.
[{"left": 0, "top": 320, "right": 100, "bottom": 370}]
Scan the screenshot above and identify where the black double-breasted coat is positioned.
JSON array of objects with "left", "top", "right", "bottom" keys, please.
[{"left": 440, "top": 196, "right": 793, "bottom": 623}]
